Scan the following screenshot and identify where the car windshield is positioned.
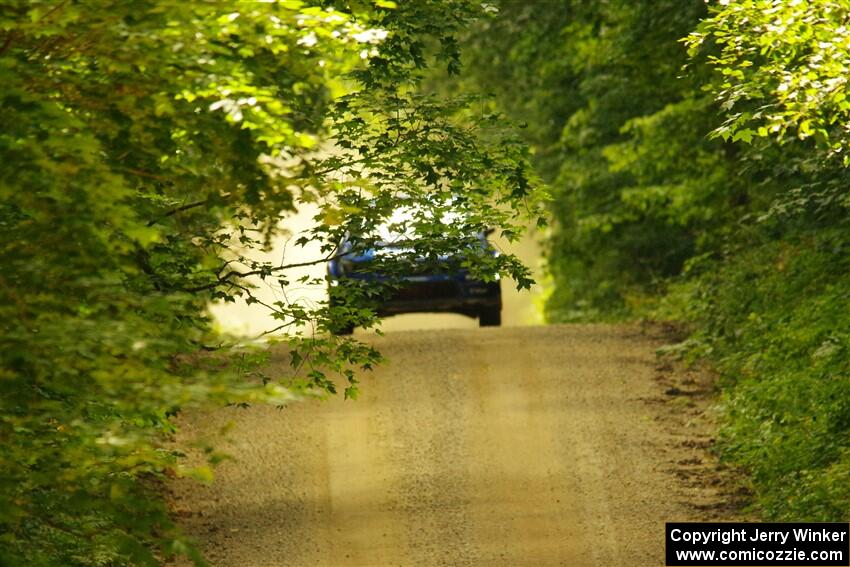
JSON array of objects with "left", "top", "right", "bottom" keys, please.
[{"left": 373, "top": 206, "right": 465, "bottom": 247}]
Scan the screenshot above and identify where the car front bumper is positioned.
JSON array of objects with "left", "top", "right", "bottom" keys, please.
[{"left": 377, "top": 278, "right": 501, "bottom": 317}]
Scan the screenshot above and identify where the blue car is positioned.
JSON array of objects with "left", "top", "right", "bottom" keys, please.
[{"left": 327, "top": 230, "right": 502, "bottom": 334}]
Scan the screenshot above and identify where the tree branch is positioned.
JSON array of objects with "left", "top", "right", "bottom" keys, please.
[
  {"left": 146, "top": 200, "right": 208, "bottom": 227},
  {"left": 0, "top": 32, "right": 17, "bottom": 56},
  {"left": 122, "top": 167, "right": 170, "bottom": 182},
  {"left": 182, "top": 248, "right": 344, "bottom": 293}
]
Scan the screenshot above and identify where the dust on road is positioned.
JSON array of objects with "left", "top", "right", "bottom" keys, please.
[{"left": 170, "top": 325, "right": 738, "bottom": 566}]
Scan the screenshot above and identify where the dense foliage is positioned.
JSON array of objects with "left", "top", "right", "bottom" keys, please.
[
  {"left": 0, "top": 1, "right": 542, "bottom": 564},
  {"left": 454, "top": 0, "right": 850, "bottom": 520},
  {"left": 683, "top": 0, "right": 850, "bottom": 521}
]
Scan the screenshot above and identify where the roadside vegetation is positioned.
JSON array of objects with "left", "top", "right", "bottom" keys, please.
[
  {"left": 452, "top": 1, "right": 850, "bottom": 521},
  {"left": 0, "top": 2, "right": 543, "bottom": 565}
]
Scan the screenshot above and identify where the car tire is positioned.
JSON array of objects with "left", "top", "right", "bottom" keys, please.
[
  {"left": 333, "top": 324, "right": 355, "bottom": 336},
  {"left": 479, "top": 305, "right": 501, "bottom": 327}
]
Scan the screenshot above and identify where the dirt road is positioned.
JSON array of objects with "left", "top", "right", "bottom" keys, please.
[{"left": 170, "top": 325, "right": 738, "bottom": 566}]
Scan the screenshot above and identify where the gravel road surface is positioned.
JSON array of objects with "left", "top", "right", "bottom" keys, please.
[{"left": 170, "top": 325, "right": 736, "bottom": 566}]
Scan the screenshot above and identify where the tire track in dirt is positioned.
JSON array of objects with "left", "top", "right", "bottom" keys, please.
[{"left": 169, "top": 325, "right": 740, "bottom": 566}]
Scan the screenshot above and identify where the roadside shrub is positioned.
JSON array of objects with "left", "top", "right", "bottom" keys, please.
[{"left": 680, "top": 227, "right": 850, "bottom": 519}]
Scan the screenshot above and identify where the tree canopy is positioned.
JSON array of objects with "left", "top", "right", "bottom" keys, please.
[{"left": 0, "top": 1, "right": 543, "bottom": 564}]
